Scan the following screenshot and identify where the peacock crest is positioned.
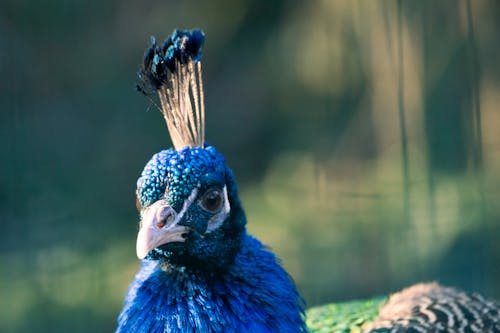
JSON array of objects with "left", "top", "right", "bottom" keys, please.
[{"left": 137, "top": 29, "right": 206, "bottom": 151}]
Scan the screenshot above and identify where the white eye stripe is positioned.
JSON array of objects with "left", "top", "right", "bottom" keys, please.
[
  {"left": 176, "top": 188, "right": 199, "bottom": 222},
  {"left": 206, "top": 186, "right": 230, "bottom": 233},
  {"left": 158, "top": 186, "right": 230, "bottom": 234}
]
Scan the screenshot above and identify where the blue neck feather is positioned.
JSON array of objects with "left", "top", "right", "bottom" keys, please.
[{"left": 116, "top": 234, "right": 306, "bottom": 332}]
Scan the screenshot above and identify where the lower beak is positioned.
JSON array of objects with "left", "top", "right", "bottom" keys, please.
[{"left": 136, "top": 201, "right": 190, "bottom": 259}]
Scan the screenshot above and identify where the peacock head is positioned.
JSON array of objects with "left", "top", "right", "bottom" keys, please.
[{"left": 133, "top": 29, "right": 246, "bottom": 272}]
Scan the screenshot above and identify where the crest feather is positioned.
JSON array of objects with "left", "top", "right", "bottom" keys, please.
[{"left": 138, "top": 29, "right": 206, "bottom": 150}]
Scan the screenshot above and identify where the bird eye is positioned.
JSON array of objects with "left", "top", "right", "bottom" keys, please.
[{"left": 200, "top": 188, "right": 223, "bottom": 213}]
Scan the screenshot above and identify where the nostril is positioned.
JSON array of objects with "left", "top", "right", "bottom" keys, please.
[{"left": 156, "top": 206, "right": 176, "bottom": 229}]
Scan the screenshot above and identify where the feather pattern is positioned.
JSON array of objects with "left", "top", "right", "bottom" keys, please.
[
  {"left": 364, "top": 283, "right": 500, "bottom": 333},
  {"left": 307, "top": 283, "right": 500, "bottom": 333}
]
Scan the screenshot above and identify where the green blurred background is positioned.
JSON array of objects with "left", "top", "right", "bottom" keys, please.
[{"left": 2, "top": 0, "right": 500, "bottom": 332}]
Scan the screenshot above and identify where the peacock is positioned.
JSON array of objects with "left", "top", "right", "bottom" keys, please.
[{"left": 116, "top": 29, "right": 500, "bottom": 333}]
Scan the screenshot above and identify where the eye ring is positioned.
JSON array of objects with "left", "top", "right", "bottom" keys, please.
[{"left": 200, "top": 188, "right": 224, "bottom": 213}]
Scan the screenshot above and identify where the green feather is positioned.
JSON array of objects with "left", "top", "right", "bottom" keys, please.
[{"left": 306, "top": 297, "right": 386, "bottom": 333}]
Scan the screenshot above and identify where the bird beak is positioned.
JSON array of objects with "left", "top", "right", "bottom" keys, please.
[{"left": 136, "top": 200, "right": 190, "bottom": 259}]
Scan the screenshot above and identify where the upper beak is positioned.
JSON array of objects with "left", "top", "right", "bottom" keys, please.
[{"left": 136, "top": 200, "right": 190, "bottom": 259}]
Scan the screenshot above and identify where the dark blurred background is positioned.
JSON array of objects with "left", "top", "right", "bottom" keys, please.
[{"left": 2, "top": 0, "right": 500, "bottom": 332}]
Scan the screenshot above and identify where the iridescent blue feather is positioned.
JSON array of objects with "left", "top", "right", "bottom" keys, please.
[{"left": 117, "top": 235, "right": 306, "bottom": 332}]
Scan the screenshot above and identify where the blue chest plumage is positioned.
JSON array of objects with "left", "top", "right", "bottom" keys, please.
[{"left": 116, "top": 235, "right": 306, "bottom": 333}]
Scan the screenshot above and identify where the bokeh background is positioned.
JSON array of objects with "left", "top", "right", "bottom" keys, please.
[{"left": 2, "top": 0, "right": 500, "bottom": 332}]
